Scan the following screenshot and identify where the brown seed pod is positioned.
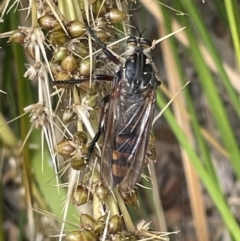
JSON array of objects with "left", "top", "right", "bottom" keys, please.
[
  {"left": 68, "top": 41, "right": 89, "bottom": 57},
  {"left": 95, "top": 183, "right": 108, "bottom": 201},
  {"left": 49, "top": 62, "right": 61, "bottom": 75},
  {"left": 120, "top": 190, "right": 138, "bottom": 207},
  {"left": 94, "top": 216, "right": 105, "bottom": 235},
  {"left": 107, "top": 8, "right": 126, "bottom": 24},
  {"left": 65, "top": 231, "right": 81, "bottom": 241},
  {"left": 95, "top": 30, "right": 109, "bottom": 42},
  {"left": 62, "top": 107, "right": 77, "bottom": 123},
  {"left": 94, "top": 17, "right": 108, "bottom": 29},
  {"left": 52, "top": 47, "right": 68, "bottom": 62},
  {"left": 73, "top": 131, "right": 88, "bottom": 145},
  {"left": 9, "top": 29, "right": 26, "bottom": 43},
  {"left": 25, "top": 41, "right": 36, "bottom": 60},
  {"left": 146, "top": 147, "right": 156, "bottom": 162},
  {"left": 79, "top": 58, "right": 95, "bottom": 76},
  {"left": 38, "top": 14, "right": 57, "bottom": 30},
  {"left": 65, "top": 230, "right": 96, "bottom": 241},
  {"left": 56, "top": 138, "right": 75, "bottom": 158},
  {"left": 146, "top": 133, "right": 156, "bottom": 161},
  {"left": 92, "top": 0, "right": 107, "bottom": 17},
  {"left": 82, "top": 90, "right": 98, "bottom": 108},
  {"left": 108, "top": 215, "right": 122, "bottom": 234},
  {"left": 61, "top": 54, "right": 78, "bottom": 72},
  {"left": 72, "top": 185, "right": 90, "bottom": 206},
  {"left": 71, "top": 156, "right": 86, "bottom": 170},
  {"left": 49, "top": 30, "right": 70, "bottom": 46},
  {"left": 55, "top": 71, "right": 71, "bottom": 81},
  {"left": 148, "top": 132, "right": 155, "bottom": 147},
  {"left": 67, "top": 20, "right": 86, "bottom": 38},
  {"left": 80, "top": 214, "right": 96, "bottom": 230}
]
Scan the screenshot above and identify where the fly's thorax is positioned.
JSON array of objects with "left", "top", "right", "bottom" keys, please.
[
  {"left": 123, "top": 43, "right": 155, "bottom": 94},
  {"left": 120, "top": 76, "right": 156, "bottom": 103}
]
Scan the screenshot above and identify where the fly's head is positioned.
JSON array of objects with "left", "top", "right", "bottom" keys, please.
[{"left": 124, "top": 36, "right": 155, "bottom": 94}]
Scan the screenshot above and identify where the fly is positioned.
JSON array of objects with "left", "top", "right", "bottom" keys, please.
[{"left": 88, "top": 27, "right": 160, "bottom": 193}]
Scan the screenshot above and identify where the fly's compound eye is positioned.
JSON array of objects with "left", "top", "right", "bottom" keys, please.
[
  {"left": 127, "top": 37, "right": 137, "bottom": 45},
  {"left": 126, "top": 37, "right": 137, "bottom": 53},
  {"left": 140, "top": 38, "right": 151, "bottom": 49}
]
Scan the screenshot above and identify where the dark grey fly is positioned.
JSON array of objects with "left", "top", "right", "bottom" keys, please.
[{"left": 86, "top": 27, "right": 161, "bottom": 193}]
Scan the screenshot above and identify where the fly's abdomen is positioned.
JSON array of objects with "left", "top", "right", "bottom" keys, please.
[
  {"left": 112, "top": 150, "right": 131, "bottom": 185},
  {"left": 111, "top": 108, "right": 142, "bottom": 186}
]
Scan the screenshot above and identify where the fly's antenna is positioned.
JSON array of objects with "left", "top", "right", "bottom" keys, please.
[
  {"left": 135, "top": 27, "right": 147, "bottom": 38},
  {"left": 140, "top": 28, "right": 147, "bottom": 38},
  {"left": 135, "top": 26, "right": 141, "bottom": 37},
  {"left": 135, "top": 26, "right": 147, "bottom": 38}
]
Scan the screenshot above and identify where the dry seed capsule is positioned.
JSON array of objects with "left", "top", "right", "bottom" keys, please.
[
  {"left": 74, "top": 131, "right": 88, "bottom": 146},
  {"left": 9, "top": 29, "right": 26, "bottom": 43},
  {"left": 71, "top": 156, "right": 86, "bottom": 170},
  {"left": 80, "top": 214, "right": 96, "bottom": 230},
  {"left": 52, "top": 47, "right": 68, "bottom": 62},
  {"left": 95, "top": 31, "right": 109, "bottom": 42},
  {"left": 146, "top": 133, "right": 156, "bottom": 162},
  {"left": 95, "top": 183, "right": 108, "bottom": 201},
  {"left": 68, "top": 41, "right": 88, "bottom": 57},
  {"left": 79, "top": 58, "right": 95, "bottom": 76},
  {"left": 73, "top": 131, "right": 88, "bottom": 156},
  {"left": 108, "top": 215, "right": 122, "bottom": 234},
  {"left": 55, "top": 71, "right": 71, "bottom": 81},
  {"left": 62, "top": 107, "right": 76, "bottom": 123},
  {"left": 72, "top": 185, "right": 89, "bottom": 206},
  {"left": 82, "top": 230, "right": 97, "bottom": 241},
  {"left": 66, "top": 230, "right": 96, "bottom": 241},
  {"left": 146, "top": 147, "right": 157, "bottom": 162},
  {"left": 52, "top": 21, "right": 64, "bottom": 31},
  {"left": 92, "top": 0, "right": 107, "bottom": 17},
  {"left": 61, "top": 54, "right": 78, "bottom": 72},
  {"left": 148, "top": 132, "right": 155, "bottom": 147},
  {"left": 56, "top": 139, "right": 75, "bottom": 158},
  {"left": 67, "top": 20, "right": 86, "bottom": 38},
  {"left": 65, "top": 231, "right": 81, "bottom": 241},
  {"left": 25, "top": 41, "right": 36, "bottom": 60},
  {"left": 94, "top": 217, "right": 105, "bottom": 234},
  {"left": 121, "top": 191, "right": 138, "bottom": 207},
  {"left": 38, "top": 14, "right": 57, "bottom": 30},
  {"left": 82, "top": 91, "right": 98, "bottom": 108},
  {"left": 49, "top": 62, "right": 61, "bottom": 75},
  {"left": 107, "top": 8, "right": 126, "bottom": 24},
  {"left": 49, "top": 30, "right": 70, "bottom": 46},
  {"left": 95, "top": 17, "right": 108, "bottom": 29}
]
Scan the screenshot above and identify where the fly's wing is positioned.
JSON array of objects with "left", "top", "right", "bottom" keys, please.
[
  {"left": 100, "top": 82, "right": 120, "bottom": 191},
  {"left": 118, "top": 89, "right": 156, "bottom": 192}
]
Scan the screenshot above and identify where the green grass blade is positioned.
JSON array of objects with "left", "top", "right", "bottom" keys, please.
[
  {"left": 156, "top": 91, "right": 240, "bottom": 240},
  {"left": 181, "top": 1, "right": 240, "bottom": 117},
  {"left": 224, "top": 0, "right": 240, "bottom": 68}
]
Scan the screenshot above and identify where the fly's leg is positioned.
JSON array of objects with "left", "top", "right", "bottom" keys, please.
[
  {"left": 86, "top": 94, "right": 110, "bottom": 160},
  {"left": 86, "top": 26, "right": 121, "bottom": 65},
  {"left": 52, "top": 74, "right": 115, "bottom": 87}
]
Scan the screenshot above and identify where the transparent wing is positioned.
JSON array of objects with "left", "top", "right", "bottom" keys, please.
[
  {"left": 118, "top": 89, "right": 156, "bottom": 192},
  {"left": 100, "top": 82, "right": 120, "bottom": 190}
]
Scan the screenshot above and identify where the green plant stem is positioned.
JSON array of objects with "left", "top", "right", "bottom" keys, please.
[{"left": 113, "top": 188, "right": 135, "bottom": 233}]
